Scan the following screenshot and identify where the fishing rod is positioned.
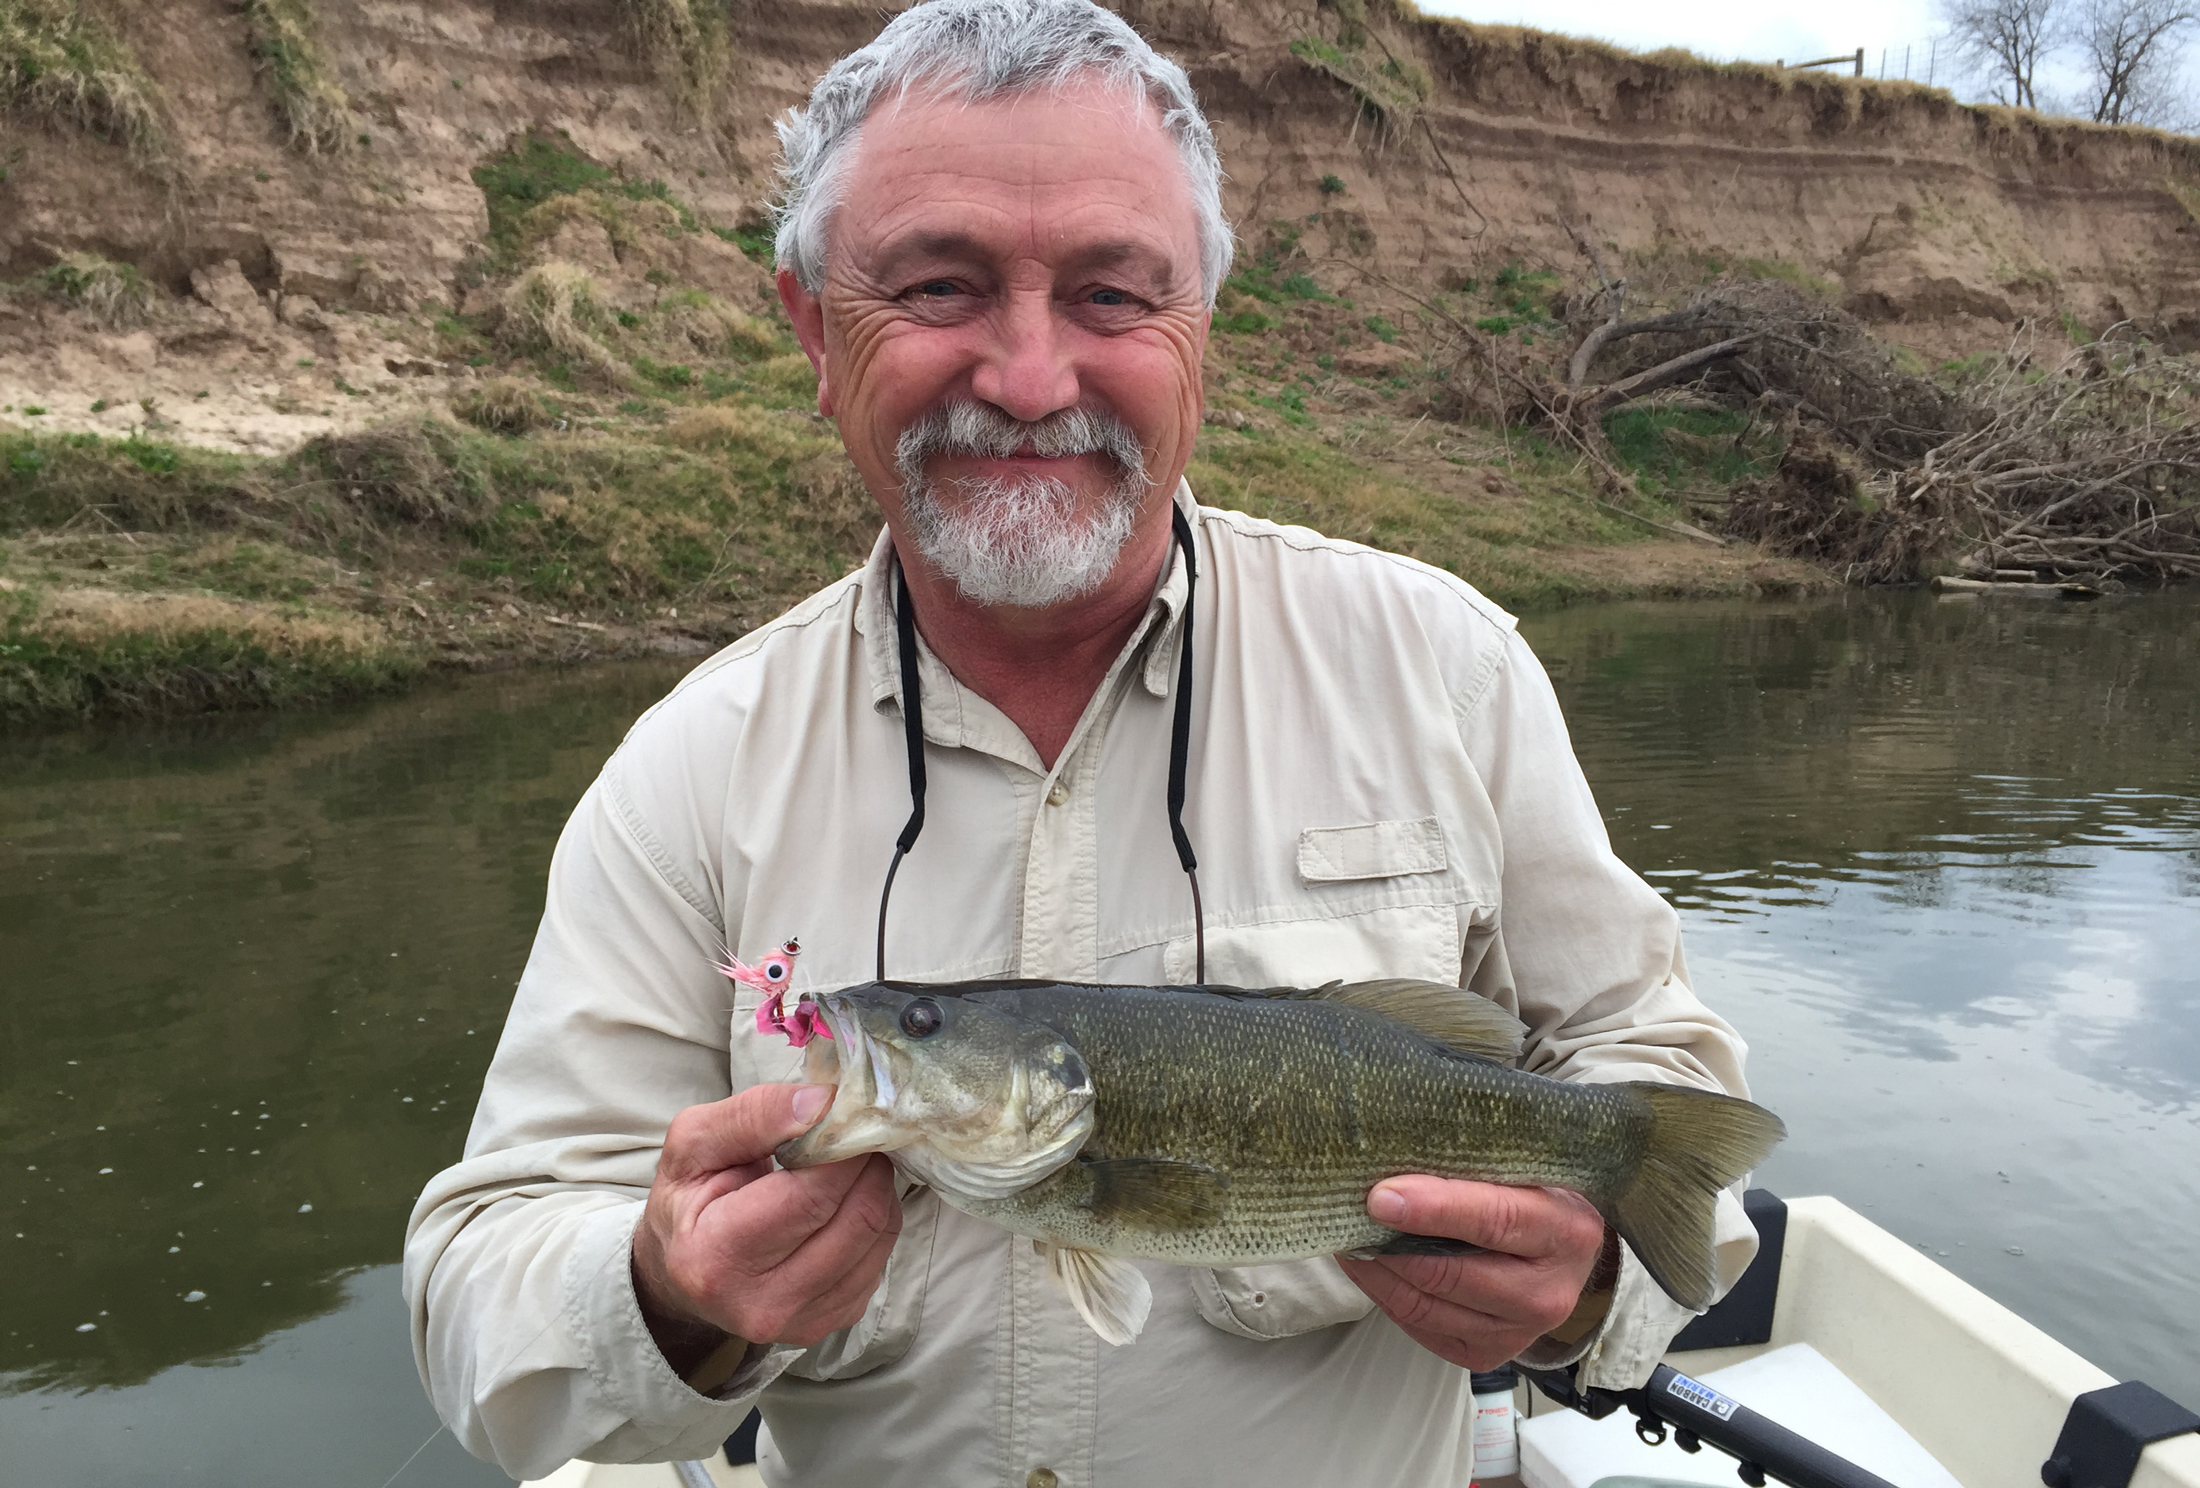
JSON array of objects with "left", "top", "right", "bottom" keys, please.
[{"left": 1521, "top": 1360, "right": 1905, "bottom": 1488}]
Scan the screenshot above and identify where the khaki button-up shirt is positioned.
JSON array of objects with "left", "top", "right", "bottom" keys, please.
[{"left": 405, "top": 486, "right": 1759, "bottom": 1485}]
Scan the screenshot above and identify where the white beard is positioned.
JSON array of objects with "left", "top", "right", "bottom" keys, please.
[{"left": 895, "top": 401, "right": 1150, "bottom": 610}]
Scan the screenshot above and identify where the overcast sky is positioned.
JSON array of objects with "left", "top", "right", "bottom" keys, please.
[{"left": 1410, "top": 0, "right": 2198, "bottom": 113}]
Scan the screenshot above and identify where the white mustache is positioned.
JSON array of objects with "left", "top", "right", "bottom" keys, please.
[{"left": 894, "top": 400, "right": 1148, "bottom": 491}]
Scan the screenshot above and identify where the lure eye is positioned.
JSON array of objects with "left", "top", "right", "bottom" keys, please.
[
  {"left": 764, "top": 960, "right": 788, "bottom": 982},
  {"left": 899, "top": 999, "right": 944, "bottom": 1039}
]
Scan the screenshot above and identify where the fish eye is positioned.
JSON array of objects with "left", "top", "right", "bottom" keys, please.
[
  {"left": 766, "top": 963, "right": 787, "bottom": 982},
  {"left": 899, "top": 999, "right": 944, "bottom": 1039}
]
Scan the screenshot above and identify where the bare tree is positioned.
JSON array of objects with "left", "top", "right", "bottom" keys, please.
[
  {"left": 2069, "top": 0, "right": 2196, "bottom": 123},
  {"left": 1942, "top": 0, "right": 2062, "bottom": 107}
]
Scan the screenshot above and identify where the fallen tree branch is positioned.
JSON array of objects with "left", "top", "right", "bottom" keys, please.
[
  {"left": 1595, "top": 500, "right": 1731, "bottom": 546},
  {"left": 1580, "top": 335, "right": 1762, "bottom": 419}
]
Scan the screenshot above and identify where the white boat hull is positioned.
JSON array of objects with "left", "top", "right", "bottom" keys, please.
[{"left": 527, "top": 1196, "right": 2200, "bottom": 1488}]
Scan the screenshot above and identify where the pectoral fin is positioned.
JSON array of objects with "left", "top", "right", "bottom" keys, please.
[
  {"left": 1344, "top": 1232, "right": 1490, "bottom": 1258},
  {"left": 1037, "top": 1241, "right": 1152, "bottom": 1346},
  {"left": 1084, "top": 1157, "right": 1227, "bottom": 1229}
]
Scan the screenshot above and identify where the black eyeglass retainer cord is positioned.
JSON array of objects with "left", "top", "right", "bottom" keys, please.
[{"left": 875, "top": 508, "right": 1205, "bottom": 983}]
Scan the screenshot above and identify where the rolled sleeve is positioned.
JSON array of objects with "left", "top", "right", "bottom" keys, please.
[
  {"left": 1456, "top": 627, "right": 1760, "bottom": 1382},
  {"left": 403, "top": 750, "right": 761, "bottom": 1477}
]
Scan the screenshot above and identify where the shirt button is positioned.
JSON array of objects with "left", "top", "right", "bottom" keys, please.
[
  {"left": 1045, "top": 780, "right": 1069, "bottom": 807},
  {"left": 1027, "top": 1470, "right": 1060, "bottom": 1488}
]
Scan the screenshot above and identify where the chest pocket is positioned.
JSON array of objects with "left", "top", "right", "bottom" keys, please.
[
  {"left": 727, "top": 986, "right": 940, "bottom": 1381},
  {"left": 1163, "top": 817, "right": 1497, "bottom": 1341}
]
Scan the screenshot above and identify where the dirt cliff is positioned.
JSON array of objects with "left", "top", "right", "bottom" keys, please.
[
  {"left": 1, "top": 0, "right": 2190, "bottom": 724},
  {"left": 5, "top": 0, "right": 2195, "bottom": 353}
]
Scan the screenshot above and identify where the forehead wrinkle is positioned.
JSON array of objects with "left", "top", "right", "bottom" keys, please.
[{"left": 850, "top": 81, "right": 1189, "bottom": 237}]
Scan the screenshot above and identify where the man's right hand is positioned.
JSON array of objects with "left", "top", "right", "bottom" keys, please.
[{"left": 631, "top": 1082, "right": 902, "bottom": 1374}]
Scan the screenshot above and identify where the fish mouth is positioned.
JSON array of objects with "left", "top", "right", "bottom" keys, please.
[
  {"left": 775, "top": 994, "right": 887, "bottom": 1169},
  {"left": 772, "top": 991, "right": 1094, "bottom": 1196}
]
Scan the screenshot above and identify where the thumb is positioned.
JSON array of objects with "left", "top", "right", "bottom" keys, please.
[{"left": 661, "top": 1082, "right": 834, "bottom": 1181}]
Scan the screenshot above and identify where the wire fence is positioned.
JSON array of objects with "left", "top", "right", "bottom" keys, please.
[{"left": 1775, "top": 38, "right": 1949, "bottom": 85}]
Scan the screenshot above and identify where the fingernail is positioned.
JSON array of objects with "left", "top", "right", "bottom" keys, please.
[
  {"left": 1368, "top": 1186, "right": 1407, "bottom": 1224},
  {"left": 791, "top": 1084, "right": 832, "bottom": 1124}
]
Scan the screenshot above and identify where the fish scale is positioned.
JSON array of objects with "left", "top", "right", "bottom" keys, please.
[
  {"left": 953, "top": 984, "right": 1654, "bottom": 1264},
  {"left": 779, "top": 976, "right": 1785, "bottom": 1335}
]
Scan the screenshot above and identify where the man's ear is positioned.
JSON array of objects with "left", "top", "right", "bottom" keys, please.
[{"left": 777, "top": 268, "right": 835, "bottom": 417}]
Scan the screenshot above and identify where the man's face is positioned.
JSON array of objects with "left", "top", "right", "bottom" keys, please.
[{"left": 781, "top": 78, "right": 1210, "bottom": 607}]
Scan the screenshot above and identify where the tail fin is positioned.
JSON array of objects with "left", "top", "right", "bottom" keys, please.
[{"left": 1609, "top": 1083, "right": 1786, "bottom": 1311}]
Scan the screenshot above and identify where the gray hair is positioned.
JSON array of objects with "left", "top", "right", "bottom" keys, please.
[{"left": 771, "top": 0, "right": 1234, "bottom": 306}]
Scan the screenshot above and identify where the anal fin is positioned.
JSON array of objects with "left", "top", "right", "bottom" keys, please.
[{"left": 1036, "top": 1240, "right": 1152, "bottom": 1346}]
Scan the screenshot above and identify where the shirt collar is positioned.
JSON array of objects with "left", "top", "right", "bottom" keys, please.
[{"left": 855, "top": 480, "right": 1201, "bottom": 730}]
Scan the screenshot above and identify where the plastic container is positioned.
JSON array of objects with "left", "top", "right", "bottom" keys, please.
[{"left": 1471, "top": 1364, "right": 1521, "bottom": 1486}]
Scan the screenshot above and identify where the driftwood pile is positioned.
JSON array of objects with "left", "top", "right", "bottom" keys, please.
[{"left": 1413, "top": 234, "right": 2200, "bottom": 586}]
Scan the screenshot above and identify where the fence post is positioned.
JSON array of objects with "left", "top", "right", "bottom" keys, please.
[{"left": 1853, "top": 46, "right": 1864, "bottom": 76}]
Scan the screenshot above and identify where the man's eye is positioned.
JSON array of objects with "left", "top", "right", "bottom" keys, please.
[
  {"left": 913, "top": 280, "right": 958, "bottom": 297},
  {"left": 1089, "top": 289, "right": 1129, "bottom": 307}
]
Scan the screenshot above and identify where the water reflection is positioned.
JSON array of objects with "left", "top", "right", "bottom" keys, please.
[
  {"left": 0, "top": 661, "right": 685, "bottom": 1409},
  {"left": 3, "top": 590, "right": 2196, "bottom": 1482},
  {"left": 1525, "top": 590, "right": 2200, "bottom": 1402}
]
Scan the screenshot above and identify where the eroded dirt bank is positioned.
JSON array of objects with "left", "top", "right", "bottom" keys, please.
[
  {"left": 6, "top": 0, "right": 2193, "bottom": 351},
  {"left": 1, "top": 0, "right": 2188, "bottom": 723}
]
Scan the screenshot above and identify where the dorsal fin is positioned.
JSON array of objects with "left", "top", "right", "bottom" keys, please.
[{"left": 1303, "top": 979, "right": 1525, "bottom": 1064}]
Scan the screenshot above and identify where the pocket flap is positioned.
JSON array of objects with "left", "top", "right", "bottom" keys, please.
[
  {"left": 1190, "top": 1258, "right": 1376, "bottom": 1340},
  {"left": 1297, "top": 818, "right": 1447, "bottom": 883}
]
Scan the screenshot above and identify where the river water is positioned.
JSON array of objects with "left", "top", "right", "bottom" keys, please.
[{"left": 2, "top": 589, "right": 2196, "bottom": 1486}]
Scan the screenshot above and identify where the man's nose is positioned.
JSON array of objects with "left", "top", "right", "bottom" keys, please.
[{"left": 969, "top": 290, "right": 1079, "bottom": 423}]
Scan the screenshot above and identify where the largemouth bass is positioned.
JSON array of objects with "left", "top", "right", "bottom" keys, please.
[{"left": 775, "top": 978, "right": 1784, "bottom": 1345}]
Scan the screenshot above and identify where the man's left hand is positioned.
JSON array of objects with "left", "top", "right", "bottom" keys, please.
[{"left": 1338, "top": 1178, "right": 1609, "bottom": 1371}]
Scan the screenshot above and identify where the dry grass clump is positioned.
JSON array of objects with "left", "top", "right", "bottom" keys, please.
[
  {"left": 624, "top": 0, "right": 729, "bottom": 120},
  {"left": 34, "top": 585, "right": 381, "bottom": 650},
  {"left": 40, "top": 251, "right": 151, "bottom": 326},
  {"left": 1290, "top": 32, "right": 1431, "bottom": 140},
  {"left": 454, "top": 377, "right": 548, "bottom": 435},
  {"left": 518, "top": 189, "right": 689, "bottom": 258},
  {"left": 664, "top": 402, "right": 832, "bottom": 460},
  {"left": 0, "top": 0, "right": 164, "bottom": 159},
  {"left": 660, "top": 293, "right": 782, "bottom": 361},
  {"left": 240, "top": 0, "right": 352, "bottom": 155},
  {"left": 498, "top": 263, "right": 630, "bottom": 385},
  {"left": 296, "top": 420, "right": 490, "bottom": 528}
]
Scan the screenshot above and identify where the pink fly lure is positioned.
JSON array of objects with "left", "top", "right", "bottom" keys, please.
[{"left": 715, "top": 938, "right": 831, "bottom": 1046}]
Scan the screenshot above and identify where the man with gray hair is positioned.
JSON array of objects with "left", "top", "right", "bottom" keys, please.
[{"left": 405, "top": 0, "right": 1760, "bottom": 1481}]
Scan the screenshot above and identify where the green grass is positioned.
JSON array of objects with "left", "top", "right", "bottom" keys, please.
[
  {"left": 0, "top": 616, "right": 421, "bottom": 725},
  {"left": 1188, "top": 423, "right": 1647, "bottom": 610},
  {"left": 713, "top": 224, "right": 774, "bottom": 265},
  {"left": 1214, "top": 309, "right": 1275, "bottom": 335},
  {"left": 1601, "top": 406, "right": 1778, "bottom": 495},
  {"left": 471, "top": 133, "right": 701, "bottom": 264}
]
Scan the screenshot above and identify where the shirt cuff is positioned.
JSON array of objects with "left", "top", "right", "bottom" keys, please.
[
  {"left": 1515, "top": 1245, "right": 1699, "bottom": 1389},
  {"left": 562, "top": 1202, "right": 797, "bottom": 1458}
]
